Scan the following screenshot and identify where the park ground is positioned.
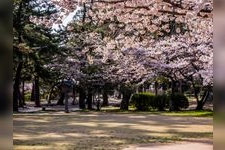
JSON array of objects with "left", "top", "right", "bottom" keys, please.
[{"left": 13, "top": 109, "right": 213, "bottom": 150}]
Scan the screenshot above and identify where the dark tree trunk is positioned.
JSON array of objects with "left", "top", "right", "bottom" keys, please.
[
  {"left": 169, "top": 81, "right": 174, "bottom": 111},
  {"left": 120, "top": 97, "right": 128, "bottom": 110},
  {"left": 155, "top": 81, "right": 158, "bottom": 96},
  {"left": 193, "top": 86, "right": 200, "bottom": 104},
  {"left": 102, "top": 89, "right": 109, "bottom": 107},
  {"left": 72, "top": 86, "right": 76, "bottom": 105},
  {"left": 196, "top": 101, "right": 204, "bottom": 110},
  {"left": 117, "top": 91, "right": 122, "bottom": 99},
  {"left": 31, "top": 82, "right": 35, "bottom": 101},
  {"left": 196, "top": 86, "right": 211, "bottom": 110},
  {"left": 64, "top": 93, "right": 69, "bottom": 113},
  {"left": 169, "top": 96, "right": 175, "bottom": 111},
  {"left": 22, "top": 80, "right": 26, "bottom": 105},
  {"left": 169, "top": 80, "right": 179, "bottom": 111},
  {"left": 19, "top": 89, "right": 23, "bottom": 107},
  {"left": 143, "top": 83, "right": 146, "bottom": 92},
  {"left": 19, "top": 81, "right": 24, "bottom": 107},
  {"left": 79, "top": 87, "right": 86, "bottom": 109},
  {"left": 13, "top": 62, "right": 23, "bottom": 112},
  {"left": 13, "top": 1, "right": 24, "bottom": 112},
  {"left": 96, "top": 99, "right": 101, "bottom": 111},
  {"left": 92, "top": 94, "right": 96, "bottom": 105},
  {"left": 179, "top": 81, "right": 184, "bottom": 94},
  {"left": 120, "top": 93, "right": 131, "bottom": 110},
  {"left": 120, "top": 86, "right": 132, "bottom": 110},
  {"left": 57, "top": 92, "right": 65, "bottom": 105},
  {"left": 87, "top": 89, "right": 93, "bottom": 110},
  {"left": 138, "top": 85, "right": 143, "bottom": 93},
  {"left": 34, "top": 76, "right": 41, "bottom": 107}
]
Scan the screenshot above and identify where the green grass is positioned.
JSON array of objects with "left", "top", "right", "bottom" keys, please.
[
  {"left": 160, "top": 110, "right": 213, "bottom": 117},
  {"left": 89, "top": 106, "right": 213, "bottom": 117}
]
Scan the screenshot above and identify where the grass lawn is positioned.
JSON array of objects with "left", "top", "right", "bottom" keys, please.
[
  {"left": 13, "top": 110, "right": 213, "bottom": 150},
  {"left": 158, "top": 110, "right": 213, "bottom": 117},
  {"left": 100, "top": 106, "right": 213, "bottom": 117}
]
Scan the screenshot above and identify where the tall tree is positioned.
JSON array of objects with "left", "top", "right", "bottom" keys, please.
[{"left": 13, "top": 0, "right": 65, "bottom": 111}]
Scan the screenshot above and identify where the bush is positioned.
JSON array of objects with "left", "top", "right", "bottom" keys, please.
[
  {"left": 130, "top": 92, "right": 155, "bottom": 111},
  {"left": 168, "top": 93, "right": 189, "bottom": 110},
  {"left": 131, "top": 92, "right": 189, "bottom": 111},
  {"left": 154, "top": 95, "right": 169, "bottom": 111}
]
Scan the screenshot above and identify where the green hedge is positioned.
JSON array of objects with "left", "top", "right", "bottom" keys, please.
[
  {"left": 130, "top": 92, "right": 189, "bottom": 111},
  {"left": 169, "top": 93, "right": 189, "bottom": 110},
  {"left": 154, "top": 95, "right": 168, "bottom": 111},
  {"left": 130, "top": 92, "right": 155, "bottom": 111}
]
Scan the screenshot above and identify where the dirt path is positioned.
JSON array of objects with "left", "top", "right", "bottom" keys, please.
[{"left": 13, "top": 112, "right": 213, "bottom": 150}]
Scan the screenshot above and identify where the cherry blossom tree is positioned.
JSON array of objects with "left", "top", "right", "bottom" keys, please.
[{"left": 45, "top": 0, "right": 213, "bottom": 110}]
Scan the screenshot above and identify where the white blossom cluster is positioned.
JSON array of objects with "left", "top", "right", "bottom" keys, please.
[{"left": 47, "top": 0, "right": 213, "bottom": 87}]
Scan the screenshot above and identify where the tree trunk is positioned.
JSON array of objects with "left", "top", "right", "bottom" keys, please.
[
  {"left": 120, "top": 86, "right": 132, "bottom": 110},
  {"left": 57, "top": 92, "right": 65, "bottom": 105},
  {"left": 19, "top": 81, "right": 24, "bottom": 107},
  {"left": 13, "top": 62, "right": 23, "bottom": 112},
  {"left": 138, "top": 85, "right": 143, "bottom": 93},
  {"left": 155, "top": 81, "right": 158, "bottom": 96},
  {"left": 169, "top": 80, "right": 175, "bottom": 111},
  {"left": 196, "top": 86, "right": 210, "bottom": 110},
  {"left": 117, "top": 91, "right": 122, "bottom": 99},
  {"left": 120, "top": 93, "right": 131, "bottom": 110},
  {"left": 72, "top": 86, "right": 76, "bottom": 105},
  {"left": 22, "top": 80, "right": 26, "bottom": 105},
  {"left": 79, "top": 87, "right": 86, "bottom": 109},
  {"left": 192, "top": 82, "right": 208, "bottom": 111},
  {"left": 31, "top": 82, "right": 35, "bottom": 101},
  {"left": 102, "top": 89, "right": 109, "bottom": 106},
  {"left": 169, "top": 94, "right": 175, "bottom": 111},
  {"left": 143, "top": 84, "right": 146, "bottom": 92},
  {"left": 19, "top": 89, "right": 23, "bottom": 107},
  {"left": 34, "top": 76, "right": 41, "bottom": 107},
  {"left": 13, "top": 1, "right": 24, "bottom": 112},
  {"left": 64, "top": 93, "right": 69, "bottom": 113},
  {"left": 179, "top": 80, "right": 184, "bottom": 94},
  {"left": 96, "top": 93, "right": 101, "bottom": 111},
  {"left": 196, "top": 101, "right": 204, "bottom": 110},
  {"left": 87, "top": 89, "right": 93, "bottom": 110},
  {"left": 169, "top": 80, "right": 180, "bottom": 111}
]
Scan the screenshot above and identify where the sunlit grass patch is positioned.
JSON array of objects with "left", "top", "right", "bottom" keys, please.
[
  {"left": 160, "top": 110, "right": 213, "bottom": 117},
  {"left": 99, "top": 106, "right": 213, "bottom": 117}
]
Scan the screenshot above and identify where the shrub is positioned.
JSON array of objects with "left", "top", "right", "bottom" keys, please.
[
  {"left": 130, "top": 92, "right": 155, "bottom": 111},
  {"left": 154, "top": 95, "right": 169, "bottom": 111},
  {"left": 131, "top": 92, "right": 189, "bottom": 111},
  {"left": 168, "top": 93, "right": 189, "bottom": 110}
]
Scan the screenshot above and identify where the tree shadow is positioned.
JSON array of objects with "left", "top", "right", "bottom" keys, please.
[{"left": 13, "top": 112, "right": 213, "bottom": 150}]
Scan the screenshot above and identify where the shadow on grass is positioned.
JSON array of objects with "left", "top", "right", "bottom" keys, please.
[{"left": 14, "top": 110, "right": 213, "bottom": 150}]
